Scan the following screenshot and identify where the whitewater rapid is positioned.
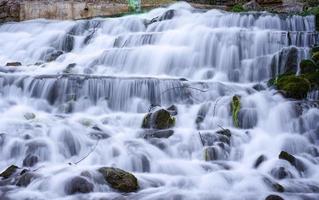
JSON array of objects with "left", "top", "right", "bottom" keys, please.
[{"left": 0, "top": 2, "right": 318, "bottom": 200}]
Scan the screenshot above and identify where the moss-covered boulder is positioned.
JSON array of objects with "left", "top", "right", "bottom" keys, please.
[
  {"left": 142, "top": 109, "right": 175, "bottom": 129},
  {"left": 272, "top": 74, "right": 311, "bottom": 99},
  {"left": 98, "top": 167, "right": 138, "bottom": 193},
  {"left": 0, "top": 165, "right": 19, "bottom": 179},
  {"left": 300, "top": 59, "right": 317, "bottom": 74},
  {"left": 301, "top": 71, "right": 319, "bottom": 89}
]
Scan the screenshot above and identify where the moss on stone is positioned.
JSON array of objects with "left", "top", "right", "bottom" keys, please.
[
  {"left": 274, "top": 75, "right": 311, "bottom": 99},
  {"left": 231, "top": 95, "right": 241, "bottom": 128},
  {"left": 301, "top": 71, "right": 319, "bottom": 89},
  {"left": 312, "top": 51, "right": 319, "bottom": 63},
  {"left": 300, "top": 59, "right": 317, "bottom": 74}
]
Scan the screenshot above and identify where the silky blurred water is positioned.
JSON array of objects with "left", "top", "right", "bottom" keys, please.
[{"left": 0, "top": 2, "right": 318, "bottom": 200}]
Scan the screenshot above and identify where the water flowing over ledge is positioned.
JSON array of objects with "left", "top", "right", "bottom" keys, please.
[{"left": 0, "top": 2, "right": 318, "bottom": 200}]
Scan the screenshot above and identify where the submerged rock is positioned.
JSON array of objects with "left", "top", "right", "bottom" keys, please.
[
  {"left": 254, "top": 155, "right": 267, "bottom": 168},
  {"left": 24, "top": 112, "right": 36, "bottom": 120},
  {"left": 0, "top": 165, "right": 19, "bottom": 179},
  {"left": 265, "top": 194, "right": 284, "bottom": 200},
  {"left": 142, "top": 108, "right": 175, "bottom": 130},
  {"left": 148, "top": 10, "right": 176, "bottom": 25},
  {"left": 278, "top": 151, "right": 306, "bottom": 172},
  {"left": 5, "top": 62, "right": 22, "bottom": 67},
  {"left": 22, "top": 154, "right": 39, "bottom": 167},
  {"left": 16, "top": 172, "right": 39, "bottom": 187},
  {"left": 143, "top": 129, "right": 174, "bottom": 139},
  {"left": 65, "top": 176, "right": 94, "bottom": 195},
  {"left": 98, "top": 167, "right": 138, "bottom": 192}
]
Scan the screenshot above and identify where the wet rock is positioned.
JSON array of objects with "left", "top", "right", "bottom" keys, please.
[
  {"left": 148, "top": 10, "right": 176, "bottom": 25},
  {"left": 22, "top": 154, "right": 39, "bottom": 167},
  {"left": 141, "top": 109, "right": 175, "bottom": 130},
  {"left": 243, "top": 0, "right": 261, "bottom": 11},
  {"left": 166, "top": 105, "right": 178, "bottom": 116},
  {"left": 265, "top": 194, "right": 284, "bottom": 200},
  {"left": 65, "top": 176, "right": 94, "bottom": 195},
  {"left": 263, "top": 177, "right": 285, "bottom": 192},
  {"left": 278, "top": 151, "right": 306, "bottom": 172},
  {"left": 0, "top": 165, "right": 19, "bottom": 179},
  {"left": 271, "top": 166, "right": 293, "bottom": 179},
  {"left": 216, "top": 129, "right": 231, "bottom": 138},
  {"left": 16, "top": 172, "right": 39, "bottom": 187},
  {"left": 63, "top": 63, "right": 76, "bottom": 74},
  {"left": 5, "top": 62, "right": 21, "bottom": 67},
  {"left": 252, "top": 83, "right": 266, "bottom": 91},
  {"left": 143, "top": 129, "right": 174, "bottom": 139},
  {"left": 24, "top": 112, "right": 36, "bottom": 120},
  {"left": 282, "top": 47, "right": 298, "bottom": 74},
  {"left": 254, "top": 155, "right": 266, "bottom": 168},
  {"left": 44, "top": 50, "right": 63, "bottom": 62},
  {"left": 279, "top": 151, "right": 296, "bottom": 165},
  {"left": 204, "top": 146, "right": 218, "bottom": 161},
  {"left": 195, "top": 103, "right": 210, "bottom": 128},
  {"left": 98, "top": 167, "right": 138, "bottom": 192}
]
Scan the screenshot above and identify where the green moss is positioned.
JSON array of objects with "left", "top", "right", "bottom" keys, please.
[
  {"left": 300, "top": 59, "right": 317, "bottom": 74},
  {"left": 231, "top": 4, "right": 246, "bottom": 13},
  {"left": 301, "top": 71, "right": 319, "bottom": 89},
  {"left": 231, "top": 95, "right": 241, "bottom": 128},
  {"left": 301, "top": 6, "right": 319, "bottom": 31},
  {"left": 312, "top": 52, "right": 319, "bottom": 63},
  {"left": 274, "top": 75, "right": 311, "bottom": 99}
]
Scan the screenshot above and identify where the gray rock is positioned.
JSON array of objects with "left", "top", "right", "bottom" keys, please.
[{"left": 65, "top": 176, "right": 94, "bottom": 195}]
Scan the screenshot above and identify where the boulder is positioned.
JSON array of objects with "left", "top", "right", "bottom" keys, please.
[
  {"left": 142, "top": 109, "right": 175, "bottom": 130},
  {"left": 312, "top": 51, "right": 319, "bottom": 63},
  {"left": 16, "top": 172, "right": 39, "bottom": 187},
  {"left": 278, "top": 151, "right": 306, "bottom": 172},
  {"left": 265, "top": 194, "right": 284, "bottom": 200},
  {"left": 0, "top": 165, "right": 19, "bottom": 179},
  {"left": 64, "top": 176, "right": 94, "bottom": 195},
  {"left": 5, "top": 62, "right": 21, "bottom": 67},
  {"left": 272, "top": 75, "right": 311, "bottom": 99},
  {"left": 98, "top": 167, "right": 138, "bottom": 192},
  {"left": 44, "top": 50, "right": 63, "bottom": 62}
]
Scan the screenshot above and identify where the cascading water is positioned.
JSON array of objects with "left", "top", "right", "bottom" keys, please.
[{"left": 0, "top": 2, "right": 318, "bottom": 200}]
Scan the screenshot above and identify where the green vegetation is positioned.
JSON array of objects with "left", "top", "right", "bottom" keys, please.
[
  {"left": 300, "top": 6, "right": 319, "bottom": 31},
  {"left": 231, "top": 4, "right": 246, "bottom": 13},
  {"left": 231, "top": 95, "right": 241, "bottom": 127},
  {"left": 269, "top": 46, "right": 319, "bottom": 99}
]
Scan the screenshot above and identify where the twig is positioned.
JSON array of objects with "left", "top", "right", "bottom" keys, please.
[
  {"left": 73, "top": 139, "right": 100, "bottom": 165},
  {"left": 217, "top": 124, "right": 227, "bottom": 131}
]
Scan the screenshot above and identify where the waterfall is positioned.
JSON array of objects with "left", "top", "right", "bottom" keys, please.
[{"left": 0, "top": 2, "right": 318, "bottom": 200}]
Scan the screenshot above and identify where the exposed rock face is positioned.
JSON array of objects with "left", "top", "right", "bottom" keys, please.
[{"left": 0, "top": 0, "right": 175, "bottom": 23}]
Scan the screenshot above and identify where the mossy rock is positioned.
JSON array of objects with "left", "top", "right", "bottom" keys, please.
[
  {"left": 142, "top": 109, "right": 175, "bottom": 130},
  {"left": 312, "top": 51, "right": 319, "bottom": 63},
  {"left": 0, "top": 165, "right": 19, "bottom": 179},
  {"left": 231, "top": 95, "right": 241, "bottom": 128},
  {"left": 299, "top": 59, "right": 317, "bottom": 74},
  {"left": 301, "top": 71, "right": 319, "bottom": 89},
  {"left": 98, "top": 167, "right": 139, "bottom": 192},
  {"left": 273, "top": 75, "right": 311, "bottom": 99}
]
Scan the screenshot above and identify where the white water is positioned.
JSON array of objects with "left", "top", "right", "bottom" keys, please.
[{"left": 0, "top": 2, "right": 318, "bottom": 200}]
